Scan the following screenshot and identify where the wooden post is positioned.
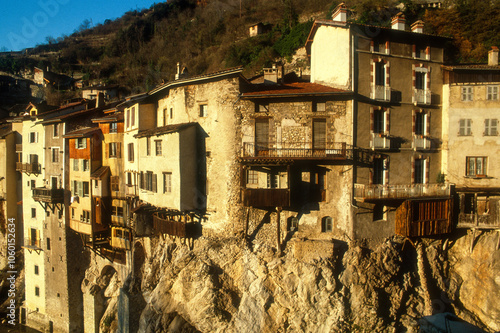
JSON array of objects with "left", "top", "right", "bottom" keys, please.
[
  {"left": 244, "top": 207, "right": 250, "bottom": 240},
  {"left": 277, "top": 207, "right": 282, "bottom": 255},
  {"left": 470, "top": 228, "right": 476, "bottom": 254}
]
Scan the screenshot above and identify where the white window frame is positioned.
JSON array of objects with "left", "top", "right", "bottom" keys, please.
[
  {"left": 487, "top": 86, "right": 498, "bottom": 100},
  {"left": 484, "top": 119, "right": 498, "bottom": 136},
  {"left": 461, "top": 86, "right": 473, "bottom": 101},
  {"left": 459, "top": 119, "right": 472, "bottom": 136}
]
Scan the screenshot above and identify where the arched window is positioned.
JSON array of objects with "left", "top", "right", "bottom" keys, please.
[
  {"left": 287, "top": 217, "right": 299, "bottom": 232},
  {"left": 322, "top": 216, "right": 333, "bottom": 232}
]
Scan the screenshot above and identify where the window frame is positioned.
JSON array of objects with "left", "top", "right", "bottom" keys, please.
[
  {"left": 459, "top": 119, "right": 472, "bottom": 136},
  {"left": 466, "top": 156, "right": 487, "bottom": 177},
  {"left": 484, "top": 119, "right": 498, "bottom": 136},
  {"left": 109, "top": 122, "right": 118, "bottom": 133},
  {"left": 155, "top": 140, "right": 162, "bottom": 156},
  {"left": 199, "top": 104, "right": 208, "bottom": 117},
  {"left": 163, "top": 172, "right": 172, "bottom": 193},
  {"left": 51, "top": 147, "right": 59, "bottom": 163},
  {"left": 461, "top": 86, "right": 473, "bottom": 101},
  {"left": 487, "top": 86, "right": 498, "bottom": 101}
]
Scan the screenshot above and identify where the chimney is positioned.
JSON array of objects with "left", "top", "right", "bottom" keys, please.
[
  {"left": 391, "top": 12, "right": 406, "bottom": 31},
  {"left": 175, "top": 62, "right": 181, "bottom": 80},
  {"left": 332, "top": 2, "right": 348, "bottom": 23},
  {"left": 489, "top": 46, "right": 499, "bottom": 66},
  {"left": 411, "top": 20, "right": 425, "bottom": 33}
]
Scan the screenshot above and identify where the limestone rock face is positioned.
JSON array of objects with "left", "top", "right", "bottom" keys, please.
[{"left": 101, "top": 232, "right": 498, "bottom": 332}]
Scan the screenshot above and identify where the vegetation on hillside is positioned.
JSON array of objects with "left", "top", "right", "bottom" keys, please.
[{"left": 0, "top": 0, "right": 499, "bottom": 94}]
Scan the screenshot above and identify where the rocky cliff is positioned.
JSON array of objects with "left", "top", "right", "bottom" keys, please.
[{"left": 94, "top": 230, "right": 499, "bottom": 332}]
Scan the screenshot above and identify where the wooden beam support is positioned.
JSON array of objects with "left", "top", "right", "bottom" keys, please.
[{"left": 276, "top": 207, "right": 282, "bottom": 255}]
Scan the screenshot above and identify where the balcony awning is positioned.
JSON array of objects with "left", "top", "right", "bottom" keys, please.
[{"left": 90, "top": 166, "right": 110, "bottom": 180}]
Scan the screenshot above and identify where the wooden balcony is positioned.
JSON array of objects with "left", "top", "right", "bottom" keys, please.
[
  {"left": 396, "top": 198, "right": 453, "bottom": 237},
  {"left": 69, "top": 219, "right": 92, "bottom": 235},
  {"left": 457, "top": 213, "right": 500, "bottom": 229},
  {"left": 354, "top": 183, "right": 451, "bottom": 201},
  {"left": 33, "top": 188, "right": 64, "bottom": 204},
  {"left": 153, "top": 214, "right": 186, "bottom": 238},
  {"left": 242, "top": 188, "right": 290, "bottom": 207},
  {"left": 16, "top": 162, "right": 41, "bottom": 174},
  {"left": 126, "top": 184, "right": 138, "bottom": 197},
  {"left": 242, "top": 142, "right": 350, "bottom": 161}
]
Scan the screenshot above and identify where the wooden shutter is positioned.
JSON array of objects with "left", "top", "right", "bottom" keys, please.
[
  {"left": 313, "top": 118, "right": 326, "bottom": 149},
  {"left": 153, "top": 174, "right": 157, "bottom": 193},
  {"left": 426, "top": 112, "right": 430, "bottom": 136},
  {"left": 117, "top": 143, "right": 121, "bottom": 158}
]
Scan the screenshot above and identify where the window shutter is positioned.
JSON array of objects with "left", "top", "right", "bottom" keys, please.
[
  {"left": 117, "top": 143, "right": 121, "bottom": 158},
  {"left": 384, "top": 158, "right": 389, "bottom": 185},
  {"left": 153, "top": 174, "right": 157, "bottom": 193},
  {"left": 425, "top": 158, "right": 430, "bottom": 184},
  {"left": 83, "top": 138, "right": 87, "bottom": 149},
  {"left": 370, "top": 108, "right": 374, "bottom": 132},
  {"left": 411, "top": 158, "right": 415, "bottom": 184},
  {"left": 385, "top": 109, "right": 390, "bottom": 134},
  {"left": 78, "top": 182, "right": 83, "bottom": 197},
  {"left": 426, "top": 113, "right": 430, "bottom": 136},
  {"left": 412, "top": 113, "right": 416, "bottom": 134},
  {"left": 493, "top": 119, "right": 498, "bottom": 135},
  {"left": 35, "top": 132, "right": 38, "bottom": 143},
  {"left": 385, "top": 61, "right": 390, "bottom": 87}
]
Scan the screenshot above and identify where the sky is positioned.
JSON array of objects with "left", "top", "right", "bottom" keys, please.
[{"left": 0, "top": 0, "right": 161, "bottom": 52}]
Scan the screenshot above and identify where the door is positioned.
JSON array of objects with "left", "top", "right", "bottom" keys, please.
[
  {"left": 255, "top": 118, "right": 269, "bottom": 156},
  {"left": 51, "top": 177, "right": 58, "bottom": 190},
  {"left": 313, "top": 119, "right": 326, "bottom": 154}
]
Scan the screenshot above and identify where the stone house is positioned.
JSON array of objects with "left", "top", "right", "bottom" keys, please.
[
  {"left": 442, "top": 47, "right": 500, "bottom": 230},
  {"left": 306, "top": 4, "right": 453, "bottom": 239}
]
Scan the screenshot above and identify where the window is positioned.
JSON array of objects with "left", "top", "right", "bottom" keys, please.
[
  {"left": 52, "top": 147, "right": 59, "bottom": 163},
  {"left": 466, "top": 156, "right": 487, "bottom": 177},
  {"left": 127, "top": 172, "right": 132, "bottom": 186},
  {"left": 83, "top": 159, "right": 90, "bottom": 171},
  {"left": 53, "top": 124, "right": 59, "bottom": 137},
  {"left": 126, "top": 109, "right": 130, "bottom": 128},
  {"left": 146, "top": 137, "right": 151, "bottom": 156},
  {"left": 111, "top": 176, "right": 119, "bottom": 191},
  {"left": 30, "top": 180, "right": 36, "bottom": 189},
  {"left": 459, "top": 119, "right": 472, "bottom": 136},
  {"left": 414, "top": 45, "right": 429, "bottom": 60},
  {"left": 109, "top": 142, "right": 120, "bottom": 158},
  {"left": 34, "top": 265, "right": 39, "bottom": 275},
  {"left": 163, "top": 172, "right": 172, "bottom": 193},
  {"left": 46, "top": 238, "right": 50, "bottom": 250},
  {"left": 461, "top": 87, "right": 473, "bottom": 101},
  {"left": 484, "top": 119, "right": 498, "bottom": 136},
  {"left": 76, "top": 138, "right": 87, "bottom": 149},
  {"left": 112, "top": 206, "right": 124, "bottom": 217},
  {"left": 145, "top": 171, "right": 157, "bottom": 192},
  {"left": 288, "top": 217, "right": 299, "bottom": 232},
  {"left": 314, "top": 102, "right": 326, "bottom": 112},
  {"left": 29, "top": 132, "right": 37, "bottom": 143},
  {"left": 414, "top": 66, "right": 430, "bottom": 104},
  {"left": 255, "top": 103, "right": 269, "bottom": 112},
  {"left": 31, "top": 207, "right": 36, "bottom": 218},
  {"left": 128, "top": 143, "right": 134, "bottom": 162},
  {"left": 373, "top": 204, "right": 386, "bottom": 221},
  {"left": 35, "top": 286, "right": 40, "bottom": 297},
  {"left": 155, "top": 140, "right": 162, "bottom": 156},
  {"left": 373, "top": 109, "right": 387, "bottom": 134},
  {"left": 247, "top": 169, "right": 258, "bottom": 184},
  {"left": 373, "top": 158, "right": 387, "bottom": 185},
  {"left": 199, "top": 104, "right": 208, "bottom": 117},
  {"left": 131, "top": 107, "right": 136, "bottom": 127},
  {"left": 414, "top": 158, "right": 426, "bottom": 184},
  {"left": 81, "top": 210, "right": 90, "bottom": 223},
  {"left": 170, "top": 108, "right": 173, "bottom": 119},
  {"left": 415, "top": 112, "right": 428, "bottom": 136},
  {"left": 322, "top": 216, "right": 333, "bottom": 232},
  {"left": 71, "top": 208, "right": 75, "bottom": 219},
  {"left": 73, "top": 159, "right": 79, "bottom": 171},
  {"left": 110, "top": 122, "right": 118, "bottom": 133},
  {"left": 83, "top": 182, "right": 89, "bottom": 197},
  {"left": 487, "top": 86, "right": 498, "bottom": 100},
  {"left": 372, "top": 60, "right": 390, "bottom": 101}
]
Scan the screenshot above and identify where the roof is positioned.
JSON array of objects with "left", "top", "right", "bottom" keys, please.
[
  {"left": 90, "top": 166, "right": 110, "bottom": 180},
  {"left": 92, "top": 112, "right": 124, "bottom": 123},
  {"left": 0, "top": 123, "right": 13, "bottom": 138},
  {"left": 40, "top": 101, "right": 120, "bottom": 124},
  {"left": 442, "top": 64, "right": 500, "bottom": 71},
  {"left": 134, "top": 122, "right": 196, "bottom": 138},
  {"left": 63, "top": 127, "right": 101, "bottom": 138},
  {"left": 241, "top": 81, "right": 351, "bottom": 98},
  {"left": 149, "top": 66, "right": 244, "bottom": 96},
  {"left": 82, "top": 85, "right": 119, "bottom": 91}
]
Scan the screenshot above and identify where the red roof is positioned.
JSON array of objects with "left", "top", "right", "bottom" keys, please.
[{"left": 241, "top": 82, "right": 350, "bottom": 98}]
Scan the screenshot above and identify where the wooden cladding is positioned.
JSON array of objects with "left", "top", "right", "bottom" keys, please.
[
  {"left": 69, "top": 138, "right": 91, "bottom": 159},
  {"left": 395, "top": 198, "right": 452, "bottom": 237},
  {"left": 242, "top": 188, "right": 290, "bottom": 207}
]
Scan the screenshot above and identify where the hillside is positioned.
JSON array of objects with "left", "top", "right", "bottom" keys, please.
[{"left": 1, "top": 0, "right": 500, "bottom": 94}]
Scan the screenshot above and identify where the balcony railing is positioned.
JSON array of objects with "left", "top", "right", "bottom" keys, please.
[
  {"left": 242, "top": 188, "right": 290, "bottom": 207},
  {"left": 372, "top": 84, "right": 391, "bottom": 101},
  {"left": 413, "top": 135, "right": 431, "bottom": 150},
  {"left": 457, "top": 213, "right": 500, "bottom": 229},
  {"left": 372, "top": 133, "right": 390, "bottom": 149},
  {"left": 33, "top": 188, "right": 64, "bottom": 203},
  {"left": 126, "top": 184, "right": 138, "bottom": 197},
  {"left": 16, "top": 162, "right": 41, "bottom": 174},
  {"left": 242, "top": 142, "right": 349, "bottom": 160},
  {"left": 414, "top": 89, "right": 431, "bottom": 105},
  {"left": 23, "top": 237, "right": 42, "bottom": 249},
  {"left": 354, "top": 183, "right": 451, "bottom": 200}
]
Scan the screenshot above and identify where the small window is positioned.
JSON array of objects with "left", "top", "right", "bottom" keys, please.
[
  {"left": 314, "top": 102, "right": 326, "bottom": 112},
  {"left": 109, "top": 142, "right": 119, "bottom": 158},
  {"left": 459, "top": 119, "right": 472, "bottom": 136},
  {"left": 82, "top": 211, "right": 90, "bottom": 223},
  {"left": 30, "top": 180, "right": 36, "bottom": 189},
  {"left": 82, "top": 159, "right": 90, "bottom": 171},
  {"left": 51, "top": 148, "right": 59, "bottom": 163},
  {"left": 29, "top": 132, "right": 37, "bottom": 143},
  {"left": 112, "top": 206, "right": 124, "bottom": 217},
  {"left": 247, "top": 169, "right": 258, "bottom": 184},
  {"left": 322, "top": 216, "right": 333, "bottom": 232},
  {"left": 155, "top": 140, "right": 162, "bottom": 156},
  {"left": 110, "top": 122, "right": 118, "bottom": 133},
  {"left": 461, "top": 87, "right": 473, "bottom": 101},
  {"left": 373, "top": 204, "right": 386, "bottom": 221},
  {"left": 35, "top": 286, "right": 40, "bottom": 297},
  {"left": 487, "top": 86, "right": 498, "bottom": 100},
  {"left": 34, "top": 265, "right": 39, "bottom": 275},
  {"left": 53, "top": 124, "right": 59, "bottom": 137},
  {"left": 31, "top": 207, "right": 36, "bottom": 218},
  {"left": 76, "top": 138, "right": 87, "bottom": 149},
  {"left": 170, "top": 108, "right": 173, "bottom": 119},
  {"left": 146, "top": 137, "right": 151, "bottom": 156},
  {"left": 46, "top": 238, "right": 50, "bottom": 250},
  {"left": 110, "top": 176, "right": 119, "bottom": 191},
  {"left": 73, "top": 159, "right": 79, "bottom": 171},
  {"left": 83, "top": 182, "right": 89, "bottom": 197},
  {"left": 163, "top": 172, "right": 172, "bottom": 193},
  {"left": 199, "top": 104, "right": 208, "bottom": 117},
  {"left": 287, "top": 217, "right": 299, "bottom": 232},
  {"left": 131, "top": 107, "right": 136, "bottom": 127},
  {"left": 466, "top": 156, "right": 487, "bottom": 177},
  {"left": 484, "top": 119, "right": 498, "bottom": 136},
  {"left": 128, "top": 143, "right": 134, "bottom": 162}
]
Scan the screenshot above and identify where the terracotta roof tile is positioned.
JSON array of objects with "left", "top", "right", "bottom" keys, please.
[
  {"left": 134, "top": 122, "right": 196, "bottom": 138},
  {"left": 241, "top": 82, "right": 350, "bottom": 98},
  {"left": 63, "top": 127, "right": 100, "bottom": 138}
]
